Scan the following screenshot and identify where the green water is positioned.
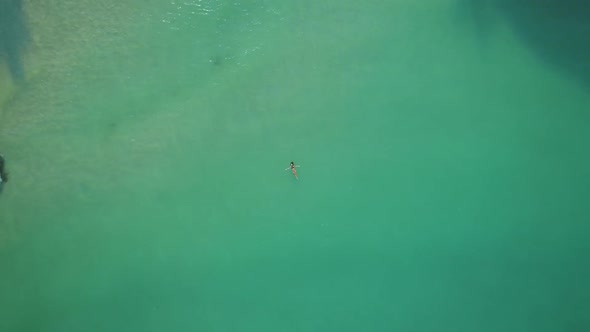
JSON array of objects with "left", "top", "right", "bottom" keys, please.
[{"left": 1, "top": 0, "right": 590, "bottom": 331}]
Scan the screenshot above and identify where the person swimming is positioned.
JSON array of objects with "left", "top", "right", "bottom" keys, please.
[
  {"left": 0, "top": 155, "right": 7, "bottom": 185},
  {"left": 285, "top": 161, "right": 300, "bottom": 180}
]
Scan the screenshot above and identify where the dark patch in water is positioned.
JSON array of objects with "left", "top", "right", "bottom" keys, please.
[
  {"left": 460, "top": 0, "right": 590, "bottom": 88},
  {"left": 0, "top": 154, "right": 8, "bottom": 193},
  {"left": 0, "top": 0, "right": 29, "bottom": 83}
]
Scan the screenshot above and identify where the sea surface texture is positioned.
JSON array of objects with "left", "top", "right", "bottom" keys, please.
[{"left": 1, "top": 0, "right": 589, "bottom": 331}]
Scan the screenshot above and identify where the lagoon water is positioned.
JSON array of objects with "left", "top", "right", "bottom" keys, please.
[{"left": 1, "top": 0, "right": 590, "bottom": 331}]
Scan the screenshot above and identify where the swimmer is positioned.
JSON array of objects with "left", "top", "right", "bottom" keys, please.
[{"left": 285, "top": 161, "right": 300, "bottom": 180}]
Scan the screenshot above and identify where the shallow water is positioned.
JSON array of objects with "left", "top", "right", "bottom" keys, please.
[{"left": 1, "top": 0, "right": 589, "bottom": 331}]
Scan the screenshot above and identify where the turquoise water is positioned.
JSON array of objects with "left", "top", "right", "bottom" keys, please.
[{"left": 1, "top": 0, "right": 590, "bottom": 331}]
